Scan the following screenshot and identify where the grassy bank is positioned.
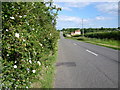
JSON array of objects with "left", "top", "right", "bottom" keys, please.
[
  {"left": 66, "top": 37, "right": 120, "bottom": 50},
  {"left": 31, "top": 41, "right": 59, "bottom": 88}
]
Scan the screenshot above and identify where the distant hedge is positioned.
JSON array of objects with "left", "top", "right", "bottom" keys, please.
[
  {"left": 72, "top": 34, "right": 81, "bottom": 37},
  {"left": 84, "top": 31, "right": 120, "bottom": 40},
  {"left": 62, "top": 27, "right": 118, "bottom": 34},
  {"left": 2, "top": 2, "right": 60, "bottom": 88}
]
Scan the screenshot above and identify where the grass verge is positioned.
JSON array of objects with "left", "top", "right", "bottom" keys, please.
[
  {"left": 66, "top": 37, "right": 120, "bottom": 50},
  {"left": 31, "top": 41, "right": 59, "bottom": 88}
]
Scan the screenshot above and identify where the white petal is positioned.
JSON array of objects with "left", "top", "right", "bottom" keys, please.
[
  {"left": 10, "top": 17, "right": 15, "bottom": 19},
  {"left": 14, "top": 65, "right": 17, "bottom": 68},
  {"left": 37, "top": 61, "right": 41, "bottom": 66},
  {"left": 6, "top": 29, "right": 9, "bottom": 31},
  {"left": 39, "top": 43, "right": 43, "bottom": 46},
  {"left": 29, "top": 60, "right": 32, "bottom": 63},
  {"left": 32, "top": 70, "right": 36, "bottom": 73},
  {"left": 19, "top": 16, "right": 22, "bottom": 18},
  {"left": 15, "top": 33, "right": 19, "bottom": 38}
]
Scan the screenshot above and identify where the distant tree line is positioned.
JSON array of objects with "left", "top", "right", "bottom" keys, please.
[
  {"left": 84, "top": 31, "right": 120, "bottom": 40},
  {"left": 61, "top": 27, "right": 119, "bottom": 34}
]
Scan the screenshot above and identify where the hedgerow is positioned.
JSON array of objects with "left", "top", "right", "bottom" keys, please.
[
  {"left": 1, "top": 2, "right": 61, "bottom": 88},
  {"left": 84, "top": 31, "right": 120, "bottom": 40},
  {"left": 61, "top": 27, "right": 118, "bottom": 34}
]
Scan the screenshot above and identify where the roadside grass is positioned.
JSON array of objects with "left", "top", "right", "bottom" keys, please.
[
  {"left": 65, "top": 37, "right": 120, "bottom": 50},
  {"left": 31, "top": 52, "right": 58, "bottom": 88},
  {"left": 31, "top": 41, "right": 59, "bottom": 88}
]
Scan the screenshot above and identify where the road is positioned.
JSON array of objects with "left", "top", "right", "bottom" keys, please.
[{"left": 54, "top": 32, "right": 118, "bottom": 88}]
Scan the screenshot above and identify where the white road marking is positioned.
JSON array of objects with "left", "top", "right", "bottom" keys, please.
[
  {"left": 86, "top": 49, "right": 98, "bottom": 56},
  {"left": 73, "top": 43, "right": 77, "bottom": 45}
]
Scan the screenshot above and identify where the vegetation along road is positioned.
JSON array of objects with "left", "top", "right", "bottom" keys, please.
[{"left": 55, "top": 32, "right": 118, "bottom": 88}]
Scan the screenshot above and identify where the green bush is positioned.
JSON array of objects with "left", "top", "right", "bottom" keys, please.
[{"left": 1, "top": 2, "right": 60, "bottom": 88}]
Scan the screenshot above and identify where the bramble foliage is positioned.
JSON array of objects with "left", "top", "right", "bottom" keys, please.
[{"left": 2, "top": 2, "right": 60, "bottom": 88}]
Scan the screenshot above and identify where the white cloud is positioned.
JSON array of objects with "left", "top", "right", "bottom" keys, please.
[
  {"left": 95, "top": 16, "right": 113, "bottom": 20},
  {"left": 64, "top": 2, "right": 90, "bottom": 8},
  {"left": 56, "top": 15, "right": 92, "bottom": 29},
  {"left": 54, "top": 2, "right": 90, "bottom": 11},
  {"left": 58, "top": 15, "right": 89, "bottom": 23},
  {"left": 56, "top": 15, "right": 115, "bottom": 29},
  {"left": 96, "top": 2, "right": 118, "bottom": 15},
  {"left": 54, "top": 3, "right": 72, "bottom": 11},
  {"left": 53, "top": 0, "right": 119, "bottom": 2},
  {"left": 58, "top": 15, "right": 80, "bottom": 22},
  {"left": 62, "top": 7, "right": 72, "bottom": 11}
]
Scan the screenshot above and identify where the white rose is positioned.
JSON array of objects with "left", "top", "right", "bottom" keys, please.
[
  {"left": 15, "top": 33, "right": 19, "bottom": 38},
  {"left": 6, "top": 29, "right": 9, "bottom": 31},
  {"left": 19, "top": 16, "right": 22, "bottom": 18},
  {"left": 46, "top": 66, "right": 48, "bottom": 68},
  {"left": 14, "top": 65, "right": 17, "bottom": 68},
  {"left": 10, "top": 17, "right": 14, "bottom": 19},
  {"left": 29, "top": 60, "right": 32, "bottom": 64},
  {"left": 12, "top": 6, "right": 14, "bottom": 8},
  {"left": 37, "top": 61, "right": 41, "bottom": 66},
  {"left": 39, "top": 43, "right": 42, "bottom": 46},
  {"left": 32, "top": 70, "right": 36, "bottom": 73}
]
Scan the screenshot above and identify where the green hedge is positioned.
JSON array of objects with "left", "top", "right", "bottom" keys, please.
[
  {"left": 72, "top": 34, "right": 81, "bottom": 37},
  {"left": 84, "top": 31, "right": 120, "bottom": 40},
  {"left": 1, "top": 2, "right": 60, "bottom": 88}
]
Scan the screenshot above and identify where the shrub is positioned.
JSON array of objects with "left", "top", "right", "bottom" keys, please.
[{"left": 1, "top": 2, "right": 60, "bottom": 88}]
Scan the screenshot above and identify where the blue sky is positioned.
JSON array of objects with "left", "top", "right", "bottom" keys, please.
[{"left": 54, "top": 2, "right": 118, "bottom": 30}]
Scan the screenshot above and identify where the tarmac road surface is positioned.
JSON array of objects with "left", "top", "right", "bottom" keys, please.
[{"left": 54, "top": 32, "right": 118, "bottom": 88}]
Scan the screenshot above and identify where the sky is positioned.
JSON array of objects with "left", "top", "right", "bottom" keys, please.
[{"left": 53, "top": 1, "right": 118, "bottom": 30}]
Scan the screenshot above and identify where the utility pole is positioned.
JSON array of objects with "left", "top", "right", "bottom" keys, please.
[{"left": 82, "top": 18, "right": 84, "bottom": 37}]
